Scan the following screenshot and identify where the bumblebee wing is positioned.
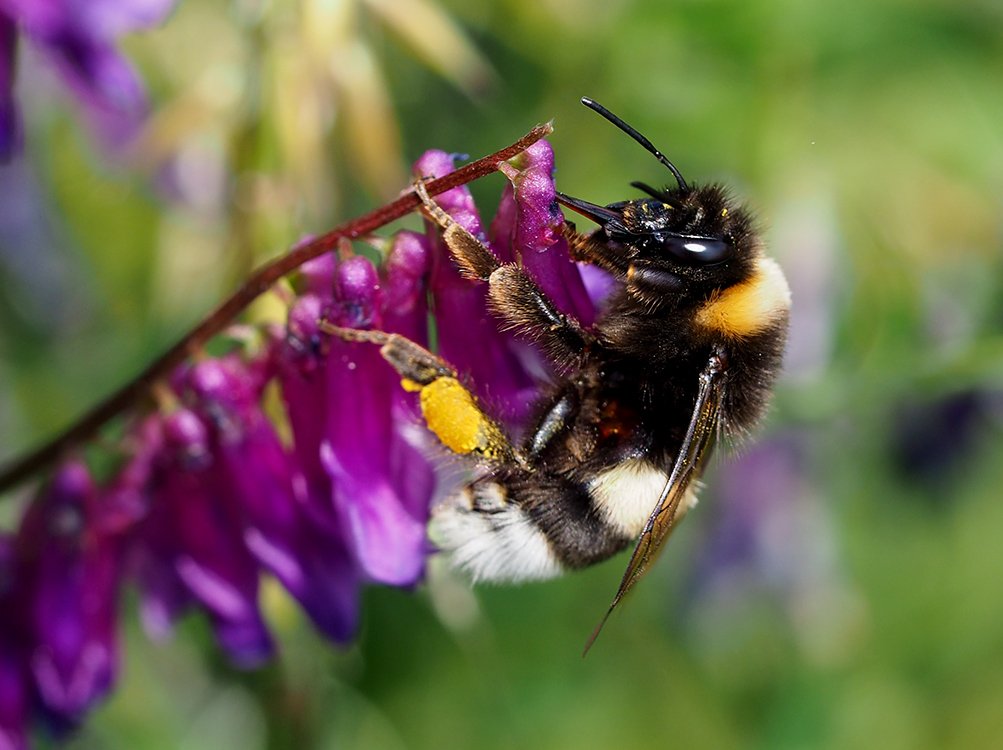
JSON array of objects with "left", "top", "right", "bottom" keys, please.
[{"left": 583, "top": 350, "right": 727, "bottom": 655}]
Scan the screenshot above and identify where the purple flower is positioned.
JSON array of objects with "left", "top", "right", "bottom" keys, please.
[
  {"left": 0, "top": 0, "right": 177, "bottom": 159},
  {"left": 179, "top": 355, "right": 362, "bottom": 645},
  {"left": 0, "top": 642, "right": 27, "bottom": 750},
  {"left": 381, "top": 230, "right": 432, "bottom": 344},
  {"left": 0, "top": 133, "right": 603, "bottom": 741},
  {"left": 293, "top": 247, "right": 333, "bottom": 297},
  {"left": 15, "top": 462, "right": 120, "bottom": 726},
  {"left": 416, "top": 150, "right": 539, "bottom": 425},
  {"left": 133, "top": 408, "right": 274, "bottom": 667},
  {"left": 321, "top": 255, "right": 435, "bottom": 587},
  {"left": 276, "top": 293, "right": 365, "bottom": 641},
  {"left": 0, "top": 534, "right": 28, "bottom": 750},
  {"left": 892, "top": 389, "right": 990, "bottom": 491},
  {"left": 279, "top": 251, "right": 438, "bottom": 591},
  {"left": 683, "top": 433, "right": 853, "bottom": 647},
  {"left": 494, "top": 140, "right": 597, "bottom": 327}
]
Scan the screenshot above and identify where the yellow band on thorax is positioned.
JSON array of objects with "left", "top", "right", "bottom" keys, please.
[{"left": 695, "top": 257, "right": 791, "bottom": 338}]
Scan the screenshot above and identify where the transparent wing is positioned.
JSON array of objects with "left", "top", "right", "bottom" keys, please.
[{"left": 583, "top": 350, "right": 727, "bottom": 655}]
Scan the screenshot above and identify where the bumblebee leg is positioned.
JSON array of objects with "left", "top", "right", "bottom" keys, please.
[
  {"left": 322, "top": 325, "right": 521, "bottom": 466},
  {"left": 562, "top": 222, "right": 631, "bottom": 276},
  {"left": 414, "top": 180, "right": 593, "bottom": 361},
  {"left": 485, "top": 265, "right": 592, "bottom": 363},
  {"left": 414, "top": 180, "right": 501, "bottom": 280}
]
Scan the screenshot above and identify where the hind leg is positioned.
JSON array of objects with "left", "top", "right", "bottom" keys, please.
[{"left": 322, "top": 325, "right": 523, "bottom": 468}]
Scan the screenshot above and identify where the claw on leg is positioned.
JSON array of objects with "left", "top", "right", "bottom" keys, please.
[{"left": 413, "top": 178, "right": 500, "bottom": 280}]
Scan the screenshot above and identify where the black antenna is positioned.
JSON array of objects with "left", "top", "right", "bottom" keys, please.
[{"left": 580, "top": 97, "right": 689, "bottom": 192}]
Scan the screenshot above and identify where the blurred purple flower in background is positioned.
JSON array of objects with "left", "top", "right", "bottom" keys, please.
[
  {"left": 0, "top": 137, "right": 597, "bottom": 744},
  {"left": 0, "top": 0, "right": 177, "bottom": 159},
  {"left": 684, "top": 434, "right": 863, "bottom": 664},
  {"left": 0, "top": 12, "right": 18, "bottom": 158},
  {"left": 892, "top": 389, "right": 991, "bottom": 492}
]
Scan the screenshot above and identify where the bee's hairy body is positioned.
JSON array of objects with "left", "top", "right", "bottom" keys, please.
[
  {"left": 432, "top": 202, "right": 790, "bottom": 581},
  {"left": 327, "top": 98, "right": 790, "bottom": 643}
]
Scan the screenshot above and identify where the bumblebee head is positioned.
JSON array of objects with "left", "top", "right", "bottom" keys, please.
[{"left": 558, "top": 98, "right": 765, "bottom": 309}]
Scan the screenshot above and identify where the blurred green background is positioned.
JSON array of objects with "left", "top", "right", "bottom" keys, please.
[{"left": 2, "top": 0, "right": 1003, "bottom": 748}]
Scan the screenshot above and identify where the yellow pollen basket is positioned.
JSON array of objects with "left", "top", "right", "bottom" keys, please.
[{"left": 418, "top": 377, "right": 493, "bottom": 456}]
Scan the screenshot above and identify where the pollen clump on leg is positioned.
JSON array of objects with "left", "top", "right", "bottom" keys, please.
[{"left": 419, "top": 377, "right": 497, "bottom": 456}]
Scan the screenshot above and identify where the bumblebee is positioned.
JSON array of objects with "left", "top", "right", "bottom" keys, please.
[{"left": 328, "top": 97, "right": 790, "bottom": 649}]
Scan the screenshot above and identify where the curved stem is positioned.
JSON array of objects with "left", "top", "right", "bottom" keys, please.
[{"left": 0, "top": 122, "right": 554, "bottom": 494}]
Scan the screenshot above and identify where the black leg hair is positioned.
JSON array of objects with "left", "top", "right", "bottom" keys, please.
[{"left": 414, "top": 180, "right": 594, "bottom": 364}]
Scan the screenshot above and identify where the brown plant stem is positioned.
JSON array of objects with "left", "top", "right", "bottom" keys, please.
[{"left": 0, "top": 122, "right": 554, "bottom": 494}]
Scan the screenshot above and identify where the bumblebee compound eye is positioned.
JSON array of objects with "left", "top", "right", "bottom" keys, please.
[{"left": 661, "top": 235, "right": 732, "bottom": 265}]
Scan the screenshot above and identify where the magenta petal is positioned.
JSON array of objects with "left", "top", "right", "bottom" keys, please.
[
  {"left": 294, "top": 524, "right": 360, "bottom": 643},
  {"left": 125, "top": 417, "right": 193, "bottom": 642},
  {"left": 414, "top": 151, "right": 490, "bottom": 239},
  {"left": 381, "top": 234, "right": 437, "bottom": 511},
  {"left": 295, "top": 250, "right": 334, "bottom": 296},
  {"left": 433, "top": 276, "right": 540, "bottom": 421},
  {"left": 321, "top": 445, "right": 426, "bottom": 586},
  {"left": 488, "top": 179, "right": 518, "bottom": 265},
  {"left": 686, "top": 434, "right": 824, "bottom": 611},
  {"left": 331, "top": 255, "right": 382, "bottom": 328},
  {"left": 131, "top": 495, "right": 192, "bottom": 643},
  {"left": 0, "top": 0, "right": 178, "bottom": 153},
  {"left": 135, "top": 547, "right": 189, "bottom": 643},
  {"left": 279, "top": 293, "right": 331, "bottom": 484},
  {"left": 18, "top": 462, "right": 119, "bottom": 723},
  {"left": 101, "top": 417, "right": 184, "bottom": 643},
  {"left": 382, "top": 231, "right": 431, "bottom": 343},
  {"left": 325, "top": 257, "right": 392, "bottom": 471},
  {"left": 577, "top": 263, "right": 618, "bottom": 308},
  {"left": 322, "top": 338, "right": 427, "bottom": 585},
  {"left": 187, "top": 360, "right": 302, "bottom": 564},
  {"left": 2, "top": 0, "right": 176, "bottom": 37},
  {"left": 388, "top": 436, "right": 436, "bottom": 524},
  {"left": 324, "top": 337, "right": 396, "bottom": 471},
  {"left": 506, "top": 140, "right": 597, "bottom": 326},
  {"left": 277, "top": 299, "right": 369, "bottom": 641},
  {"left": 320, "top": 256, "right": 430, "bottom": 585},
  {"left": 283, "top": 296, "right": 400, "bottom": 636},
  {"left": 0, "top": 6, "right": 144, "bottom": 154},
  {"left": 0, "top": 1, "right": 62, "bottom": 33}
]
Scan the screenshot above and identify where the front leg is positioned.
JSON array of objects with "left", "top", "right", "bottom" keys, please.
[{"left": 414, "top": 180, "right": 594, "bottom": 364}]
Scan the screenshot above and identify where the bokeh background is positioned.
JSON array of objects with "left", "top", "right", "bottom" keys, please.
[{"left": 2, "top": 0, "right": 1003, "bottom": 748}]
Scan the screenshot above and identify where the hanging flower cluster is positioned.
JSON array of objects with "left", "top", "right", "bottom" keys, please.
[{"left": 0, "top": 139, "right": 600, "bottom": 746}]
